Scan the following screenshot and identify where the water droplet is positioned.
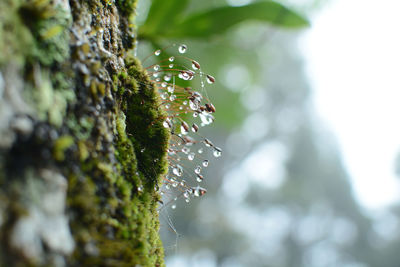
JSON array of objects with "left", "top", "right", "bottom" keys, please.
[
  {"left": 183, "top": 100, "right": 188, "bottom": 105},
  {"left": 141, "top": 148, "right": 145, "bottom": 152},
  {"left": 192, "top": 186, "right": 207, "bottom": 197},
  {"left": 172, "top": 164, "right": 183, "bottom": 176},
  {"left": 206, "top": 74, "right": 215, "bottom": 84},
  {"left": 192, "top": 91, "right": 203, "bottom": 100},
  {"left": 161, "top": 81, "right": 167, "bottom": 87},
  {"left": 155, "top": 77, "right": 161, "bottom": 82},
  {"left": 138, "top": 185, "right": 143, "bottom": 192},
  {"left": 178, "top": 44, "right": 187, "bottom": 54},
  {"left": 197, "top": 174, "right": 204, "bottom": 182},
  {"left": 153, "top": 72, "right": 159, "bottom": 78},
  {"left": 202, "top": 160, "right": 209, "bottom": 167},
  {"left": 188, "top": 152, "right": 195, "bottom": 161},
  {"left": 154, "top": 49, "right": 161, "bottom": 56},
  {"left": 160, "top": 92, "right": 168, "bottom": 99},
  {"left": 183, "top": 191, "right": 190, "bottom": 198},
  {"left": 213, "top": 147, "right": 222, "bottom": 158},
  {"left": 164, "top": 74, "right": 172, "bottom": 81},
  {"left": 193, "top": 112, "right": 199, "bottom": 118},
  {"left": 181, "top": 121, "right": 189, "bottom": 135},
  {"left": 204, "top": 139, "right": 214, "bottom": 147},
  {"left": 192, "top": 60, "right": 201, "bottom": 70},
  {"left": 165, "top": 104, "right": 170, "bottom": 109},
  {"left": 179, "top": 106, "right": 183, "bottom": 110},
  {"left": 179, "top": 71, "right": 191, "bottom": 81},
  {"left": 169, "top": 95, "right": 176, "bottom": 101},
  {"left": 194, "top": 166, "right": 201, "bottom": 174},
  {"left": 169, "top": 63, "right": 174, "bottom": 68},
  {"left": 198, "top": 148, "right": 203, "bottom": 154},
  {"left": 167, "top": 86, "right": 174, "bottom": 93},
  {"left": 189, "top": 99, "right": 200, "bottom": 110},
  {"left": 185, "top": 198, "right": 190, "bottom": 203},
  {"left": 169, "top": 56, "right": 175, "bottom": 62},
  {"left": 171, "top": 204, "right": 176, "bottom": 209},
  {"left": 163, "top": 118, "right": 171, "bottom": 129},
  {"left": 165, "top": 184, "right": 170, "bottom": 189},
  {"left": 199, "top": 112, "right": 214, "bottom": 125},
  {"left": 191, "top": 123, "right": 199, "bottom": 132},
  {"left": 180, "top": 180, "right": 187, "bottom": 187},
  {"left": 153, "top": 65, "right": 160, "bottom": 71},
  {"left": 182, "top": 147, "right": 190, "bottom": 154}
]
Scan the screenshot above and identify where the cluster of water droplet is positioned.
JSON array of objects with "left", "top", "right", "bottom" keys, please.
[{"left": 145, "top": 44, "right": 222, "bottom": 209}]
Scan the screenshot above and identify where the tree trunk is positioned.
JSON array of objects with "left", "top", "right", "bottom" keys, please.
[{"left": 0, "top": 0, "right": 167, "bottom": 266}]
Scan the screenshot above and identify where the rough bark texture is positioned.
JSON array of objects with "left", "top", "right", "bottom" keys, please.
[{"left": 0, "top": 0, "right": 168, "bottom": 266}]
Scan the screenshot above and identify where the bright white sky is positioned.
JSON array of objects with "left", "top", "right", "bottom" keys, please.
[{"left": 301, "top": 0, "right": 400, "bottom": 210}]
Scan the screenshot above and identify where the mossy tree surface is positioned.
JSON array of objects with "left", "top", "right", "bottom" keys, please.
[{"left": 0, "top": 0, "right": 168, "bottom": 266}]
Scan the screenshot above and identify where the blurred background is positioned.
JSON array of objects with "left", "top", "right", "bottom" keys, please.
[{"left": 137, "top": 0, "right": 400, "bottom": 266}]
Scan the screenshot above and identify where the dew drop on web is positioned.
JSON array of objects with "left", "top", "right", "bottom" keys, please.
[
  {"left": 163, "top": 118, "right": 171, "bottom": 128},
  {"left": 196, "top": 174, "right": 204, "bottom": 182},
  {"left": 182, "top": 147, "right": 190, "bottom": 154},
  {"left": 192, "top": 60, "right": 200, "bottom": 70},
  {"left": 191, "top": 123, "right": 199, "bottom": 132},
  {"left": 178, "top": 44, "right": 187, "bottom": 54},
  {"left": 188, "top": 152, "right": 195, "bottom": 161},
  {"left": 160, "top": 92, "right": 168, "bottom": 99},
  {"left": 154, "top": 49, "right": 161, "bottom": 56},
  {"left": 213, "top": 147, "right": 222, "bottom": 158},
  {"left": 206, "top": 74, "right": 215, "bottom": 84},
  {"left": 202, "top": 159, "right": 209, "bottom": 167},
  {"left": 194, "top": 166, "right": 201, "bottom": 174},
  {"left": 164, "top": 74, "right": 171, "bottom": 81}
]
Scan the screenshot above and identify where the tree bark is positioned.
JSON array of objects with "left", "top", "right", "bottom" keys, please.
[{"left": 0, "top": 0, "right": 167, "bottom": 266}]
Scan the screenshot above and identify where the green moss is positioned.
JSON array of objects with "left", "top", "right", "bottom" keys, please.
[
  {"left": 19, "top": 0, "right": 72, "bottom": 66},
  {"left": 0, "top": 0, "right": 34, "bottom": 67},
  {"left": 116, "top": 0, "right": 137, "bottom": 17},
  {"left": 1, "top": 0, "right": 167, "bottom": 265},
  {"left": 53, "top": 135, "right": 75, "bottom": 161}
]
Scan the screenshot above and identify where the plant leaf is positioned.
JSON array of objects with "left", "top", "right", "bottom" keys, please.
[
  {"left": 140, "top": 0, "right": 190, "bottom": 37},
  {"left": 164, "top": 1, "right": 309, "bottom": 38}
]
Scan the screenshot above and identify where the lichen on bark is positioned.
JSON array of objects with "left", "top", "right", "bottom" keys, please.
[{"left": 0, "top": 0, "right": 167, "bottom": 266}]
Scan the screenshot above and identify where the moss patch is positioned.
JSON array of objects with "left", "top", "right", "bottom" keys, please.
[{"left": 0, "top": 0, "right": 167, "bottom": 265}]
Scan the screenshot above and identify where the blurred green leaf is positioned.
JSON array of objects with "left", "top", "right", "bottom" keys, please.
[
  {"left": 164, "top": 1, "right": 309, "bottom": 38},
  {"left": 140, "top": 0, "right": 190, "bottom": 38}
]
